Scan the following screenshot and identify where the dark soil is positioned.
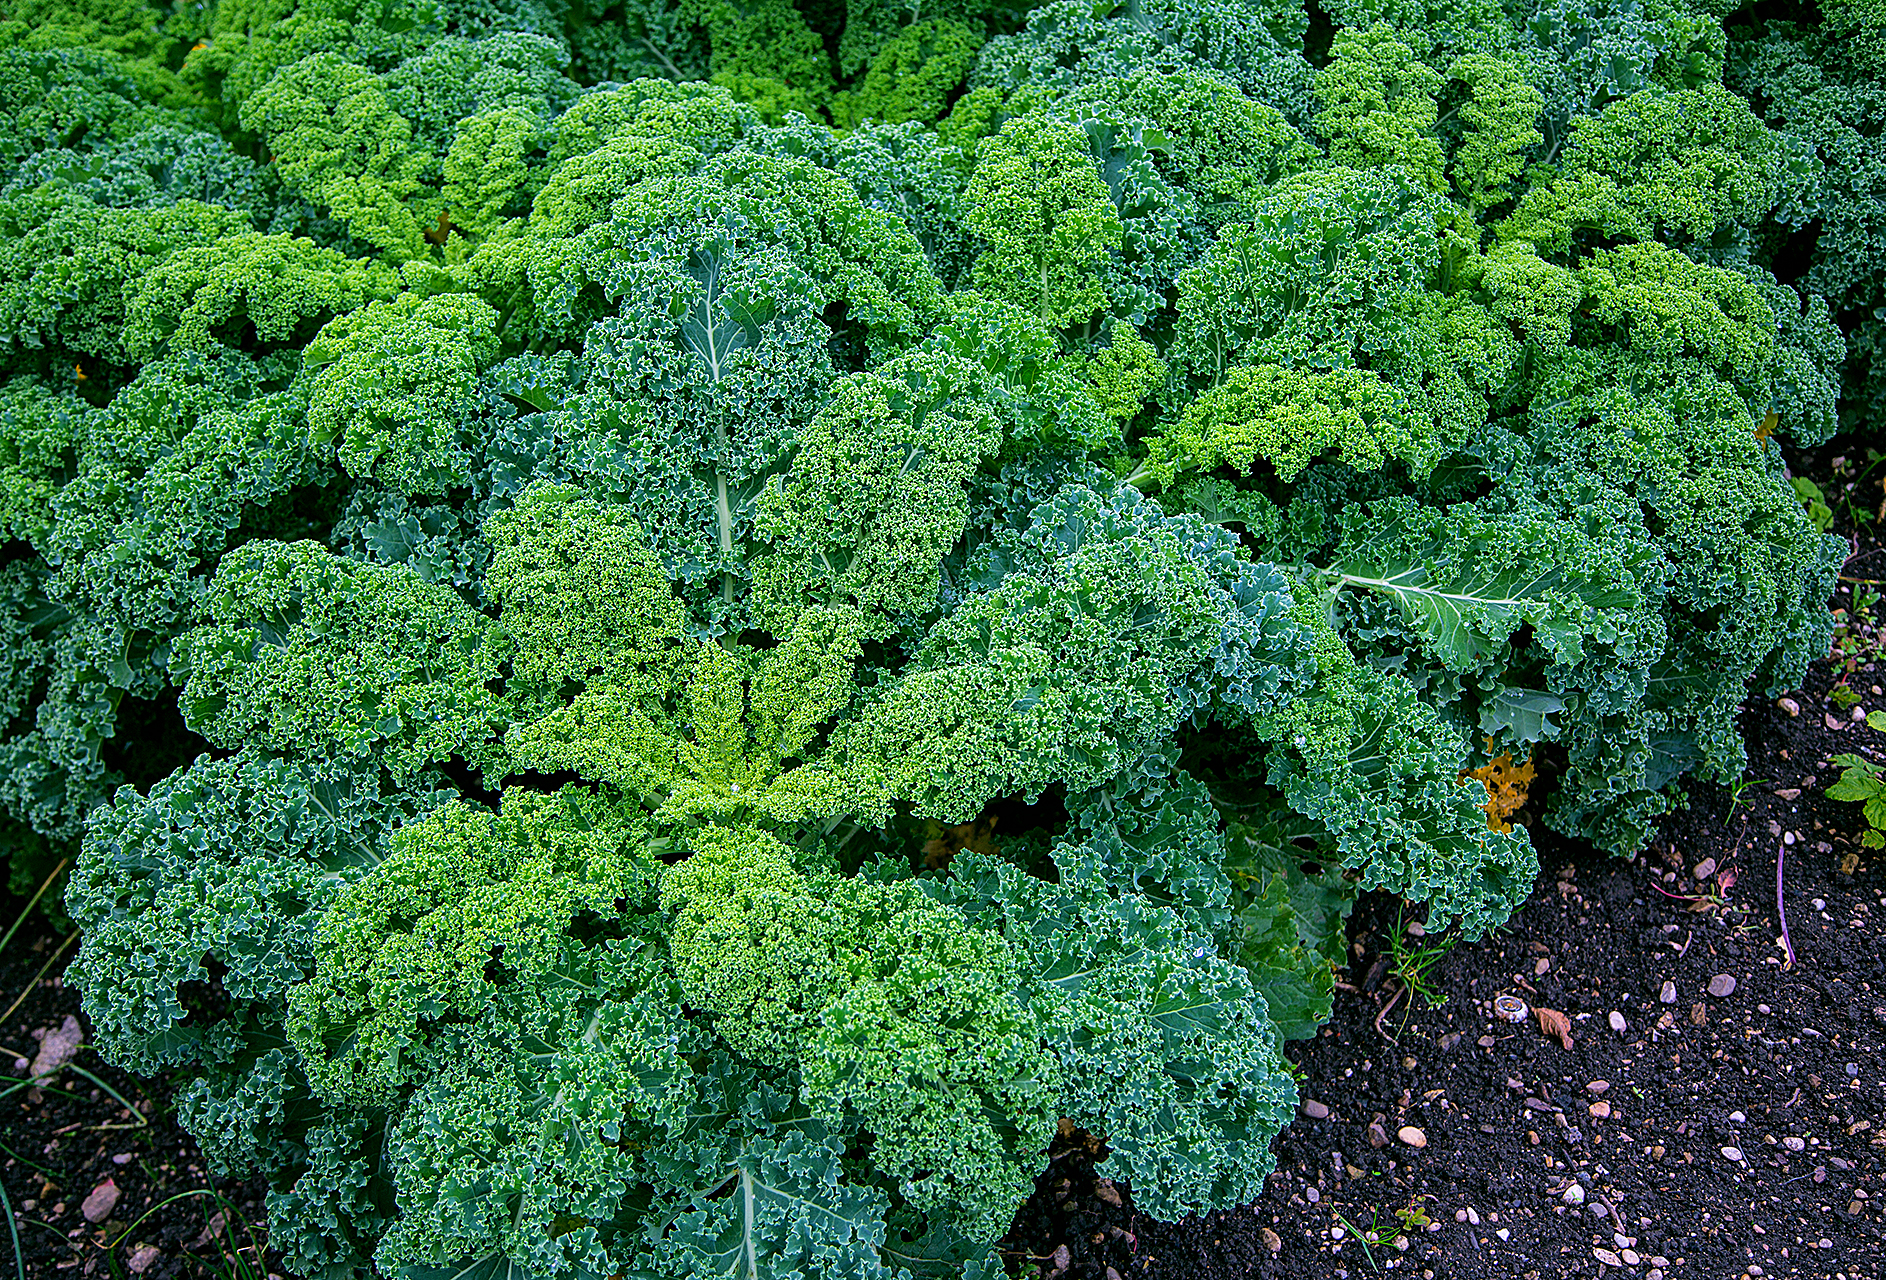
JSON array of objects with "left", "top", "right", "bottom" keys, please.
[
  {"left": 0, "top": 913, "right": 274, "bottom": 1278},
  {"left": 4, "top": 440, "right": 1883, "bottom": 1280}
]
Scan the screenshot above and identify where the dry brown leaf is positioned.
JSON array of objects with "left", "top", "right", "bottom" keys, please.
[
  {"left": 1464, "top": 745, "right": 1536, "bottom": 833},
  {"left": 1534, "top": 1006, "right": 1573, "bottom": 1050}
]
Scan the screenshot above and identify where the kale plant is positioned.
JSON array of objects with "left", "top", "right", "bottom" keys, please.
[{"left": 0, "top": 0, "right": 1856, "bottom": 1272}]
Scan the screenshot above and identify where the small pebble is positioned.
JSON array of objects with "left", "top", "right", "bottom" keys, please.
[
  {"left": 1562, "top": 1184, "right": 1586, "bottom": 1205},
  {"left": 1587, "top": 1080, "right": 1610, "bottom": 1094},
  {"left": 1708, "top": 974, "right": 1737, "bottom": 998},
  {"left": 1306, "top": 1186, "right": 1320, "bottom": 1203},
  {"left": 1589, "top": 1101, "right": 1611, "bottom": 1119},
  {"left": 1466, "top": 1207, "right": 1480, "bottom": 1226},
  {"left": 1758, "top": 1004, "right": 1771, "bottom": 1014},
  {"left": 1594, "top": 1248, "right": 1623, "bottom": 1268},
  {"left": 111, "top": 1152, "right": 132, "bottom": 1166},
  {"left": 1729, "top": 1110, "right": 1745, "bottom": 1123},
  {"left": 1660, "top": 981, "right": 1677, "bottom": 1004},
  {"left": 1622, "top": 1250, "right": 1641, "bottom": 1266},
  {"left": 80, "top": 1180, "right": 120, "bottom": 1224},
  {"left": 1847, "top": 1063, "right": 1860, "bottom": 1078},
  {"left": 1608, "top": 1010, "right": 1627, "bottom": 1034},
  {"left": 1778, "top": 696, "right": 1800, "bottom": 716},
  {"left": 1398, "top": 1125, "right": 1428, "bottom": 1149},
  {"left": 1496, "top": 1228, "right": 1510, "bottom": 1241},
  {"left": 1812, "top": 898, "right": 1826, "bottom": 911},
  {"left": 127, "top": 1245, "right": 161, "bottom": 1276},
  {"left": 1692, "top": 857, "right": 1716, "bottom": 880},
  {"left": 1784, "top": 831, "right": 1797, "bottom": 846},
  {"left": 1261, "top": 1227, "right": 1282, "bottom": 1255},
  {"left": 1749, "top": 1266, "right": 1764, "bottom": 1276},
  {"left": 1721, "top": 1146, "right": 1744, "bottom": 1162},
  {"left": 1784, "top": 1136, "right": 1806, "bottom": 1151},
  {"left": 1300, "top": 1099, "right": 1330, "bottom": 1120}
]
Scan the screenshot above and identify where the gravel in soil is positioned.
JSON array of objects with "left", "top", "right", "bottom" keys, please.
[{"left": 0, "top": 912, "right": 274, "bottom": 1278}]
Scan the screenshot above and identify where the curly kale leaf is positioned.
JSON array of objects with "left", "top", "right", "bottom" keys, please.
[
  {"left": 932, "top": 851, "right": 1298, "bottom": 1221},
  {"left": 843, "top": 485, "right": 1311, "bottom": 822},
  {"left": 1254, "top": 603, "right": 1535, "bottom": 938},
  {"left": 172, "top": 541, "right": 511, "bottom": 780}
]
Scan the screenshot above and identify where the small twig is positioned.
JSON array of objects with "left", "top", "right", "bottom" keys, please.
[
  {"left": 1674, "top": 930, "right": 1693, "bottom": 959},
  {"left": 1373, "top": 983, "right": 1406, "bottom": 1042},
  {"left": 0, "top": 931, "right": 78, "bottom": 1029},
  {"left": 1776, "top": 841, "right": 1797, "bottom": 970}
]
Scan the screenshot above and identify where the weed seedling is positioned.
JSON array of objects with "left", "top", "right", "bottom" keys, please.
[
  {"left": 1387, "top": 907, "right": 1455, "bottom": 1009},
  {"left": 1723, "top": 774, "right": 1768, "bottom": 825},
  {"left": 1332, "top": 1208, "right": 1381, "bottom": 1274}
]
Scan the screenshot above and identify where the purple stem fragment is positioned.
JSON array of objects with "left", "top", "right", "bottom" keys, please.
[{"left": 1776, "top": 840, "right": 1797, "bottom": 970}]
